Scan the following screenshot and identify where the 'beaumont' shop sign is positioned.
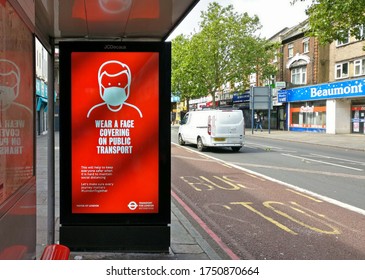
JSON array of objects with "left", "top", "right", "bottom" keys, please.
[{"left": 278, "top": 78, "right": 365, "bottom": 102}]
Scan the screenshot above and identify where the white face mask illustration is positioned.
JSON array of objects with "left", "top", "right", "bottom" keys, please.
[
  {"left": 0, "top": 60, "right": 20, "bottom": 110},
  {"left": 98, "top": 60, "right": 131, "bottom": 111},
  {"left": 0, "top": 85, "right": 17, "bottom": 107},
  {"left": 87, "top": 59, "right": 142, "bottom": 118},
  {"left": 101, "top": 85, "right": 128, "bottom": 106}
]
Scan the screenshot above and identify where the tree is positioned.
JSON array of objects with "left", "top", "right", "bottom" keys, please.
[
  {"left": 292, "top": 0, "right": 365, "bottom": 44},
  {"left": 171, "top": 35, "right": 195, "bottom": 105},
  {"left": 171, "top": 2, "right": 278, "bottom": 109},
  {"left": 196, "top": 2, "right": 265, "bottom": 107},
  {"left": 172, "top": 34, "right": 209, "bottom": 106}
]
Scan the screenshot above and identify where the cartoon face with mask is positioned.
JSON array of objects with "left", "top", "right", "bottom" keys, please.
[
  {"left": 87, "top": 60, "right": 143, "bottom": 118},
  {"left": 0, "top": 59, "right": 20, "bottom": 111}
]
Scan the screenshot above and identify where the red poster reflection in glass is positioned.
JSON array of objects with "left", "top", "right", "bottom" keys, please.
[
  {"left": 72, "top": 0, "right": 159, "bottom": 21},
  {"left": 0, "top": 57, "right": 34, "bottom": 200},
  {"left": 71, "top": 52, "right": 159, "bottom": 214}
]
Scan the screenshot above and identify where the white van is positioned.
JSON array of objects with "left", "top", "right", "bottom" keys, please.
[{"left": 178, "top": 109, "right": 245, "bottom": 152}]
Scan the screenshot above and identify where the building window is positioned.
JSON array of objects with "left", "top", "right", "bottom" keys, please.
[
  {"left": 354, "top": 59, "right": 365, "bottom": 76},
  {"left": 291, "top": 66, "right": 306, "bottom": 85},
  {"left": 272, "top": 53, "right": 278, "bottom": 63},
  {"left": 288, "top": 43, "right": 294, "bottom": 58},
  {"left": 353, "top": 24, "right": 365, "bottom": 41},
  {"left": 336, "top": 32, "right": 350, "bottom": 46},
  {"left": 359, "top": 25, "right": 364, "bottom": 39},
  {"left": 335, "top": 62, "right": 349, "bottom": 79},
  {"left": 303, "top": 38, "right": 309, "bottom": 53}
]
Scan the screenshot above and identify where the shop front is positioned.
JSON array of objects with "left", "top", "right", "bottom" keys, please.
[
  {"left": 36, "top": 78, "right": 48, "bottom": 135},
  {"left": 232, "top": 91, "right": 251, "bottom": 128},
  {"left": 218, "top": 99, "right": 233, "bottom": 108},
  {"left": 233, "top": 91, "right": 280, "bottom": 130},
  {"left": 280, "top": 77, "right": 365, "bottom": 133},
  {"left": 289, "top": 101, "right": 326, "bottom": 132},
  {"left": 189, "top": 96, "right": 211, "bottom": 111}
]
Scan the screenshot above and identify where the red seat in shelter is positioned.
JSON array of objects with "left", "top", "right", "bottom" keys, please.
[{"left": 40, "top": 244, "right": 70, "bottom": 260}]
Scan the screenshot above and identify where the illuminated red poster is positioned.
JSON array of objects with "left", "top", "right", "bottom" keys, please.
[{"left": 71, "top": 52, "right": 159, "bottom": 214}]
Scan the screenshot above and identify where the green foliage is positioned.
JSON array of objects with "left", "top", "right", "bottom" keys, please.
[
  {"left": 292, "top": 0, "right": 365, "bottom": 44},
  {"left": 171, "top": 2, "right": 278, "bottom": 108}
]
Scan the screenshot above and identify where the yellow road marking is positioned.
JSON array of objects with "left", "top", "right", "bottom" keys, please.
[
  {"left": 214, "top": 176, "right": 248, "bottom": 190},
  {"left": 285, "top": 189, "right": 323, "bottom": 202},
  {"left": 231, "top": 202, "right": 297, "bottom": 235},
  {"left": 201, "top": 176, "right": 241, "bottom": 191},
  {"left": 264, "top": 201, "right": 340, "bottom": 235}
]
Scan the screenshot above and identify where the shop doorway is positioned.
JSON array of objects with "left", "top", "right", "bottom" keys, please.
[
  {"left": 278, "top": 107, "right": 286, "bottom": 130},
  {"left": 351, "top": 105, "right": 365, "bottom": 133}
]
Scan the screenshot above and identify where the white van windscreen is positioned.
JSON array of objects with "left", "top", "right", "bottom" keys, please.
[{"left": 216, "top": 112, "right": 242, "bottom": 124}]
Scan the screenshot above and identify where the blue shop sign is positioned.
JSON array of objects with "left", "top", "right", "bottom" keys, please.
[
  {"left": 37, "top": 80, "right": 48, "bottom": 98},
  {"left": 42, "top": 83, "right": 48, "bottom": 98},
  {"left": 36, "top": 79, "right": 42, "bottom": 96},
  {"left": 232, "top": 92, "right": 250, "bottom": 103},
  {"left": 283, "top": 78, "right": 365, "bottom": 102},
  {"left": 278, "top": 90, "right": 287, "bottom": 102}
]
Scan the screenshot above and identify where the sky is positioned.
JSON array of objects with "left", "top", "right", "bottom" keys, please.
[{"left": 167, "top": 0, "right": 310, "bottom": 40}]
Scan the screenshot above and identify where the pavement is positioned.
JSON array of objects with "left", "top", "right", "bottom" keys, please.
[
  {"left": 247, "top": 129, "right": 365, "bottom": 151},
  {"left": 36, "top": 131, "right": 218, "bottom": 260},
  {"left": 35, "top": 129, "right": 365, "bottom": 260}
]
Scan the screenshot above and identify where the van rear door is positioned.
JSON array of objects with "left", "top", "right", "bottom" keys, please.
[{"left": 212, "top": 111, "right": 244, "bottom": 138}]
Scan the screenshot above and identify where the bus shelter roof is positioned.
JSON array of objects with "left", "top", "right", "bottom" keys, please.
[{"left": 34, "top": 0, "right": 199, "bottom": 47}]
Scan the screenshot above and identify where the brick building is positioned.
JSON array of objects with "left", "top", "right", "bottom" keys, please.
[{"left": 275, "top": 19, "right": 365, "bottom": 134}]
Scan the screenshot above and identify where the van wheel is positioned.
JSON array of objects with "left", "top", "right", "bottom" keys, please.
[
  {"left": 197, "top": 137, "right": 205, "bottom": 151},
  {"left": 178, "top": 134, "right": 185, "bottom": 145},
  {"left": 231, "top": 146, "right": 241, "bottom": 152}
]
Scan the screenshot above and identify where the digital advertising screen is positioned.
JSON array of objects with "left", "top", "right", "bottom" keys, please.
[{"left": 59, "top": 42, "right": 171, "bottom": 225}]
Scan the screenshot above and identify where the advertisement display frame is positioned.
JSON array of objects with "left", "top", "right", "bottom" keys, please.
[{"left": 59, "top": 41, "right": 171, "bottom": 251}]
